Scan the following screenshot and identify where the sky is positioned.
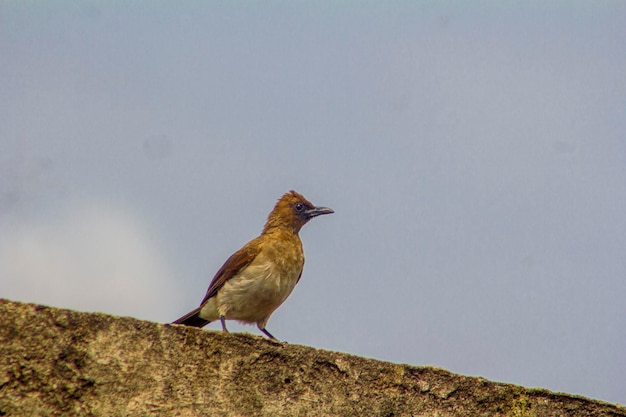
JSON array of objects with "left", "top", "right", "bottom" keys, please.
[{"left": 1, "top": 1, "right": 625, "bottom": 406}]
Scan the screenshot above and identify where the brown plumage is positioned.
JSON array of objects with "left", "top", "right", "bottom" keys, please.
[{"left": 172, "top": 190, "right": 333, "bottom": 340}]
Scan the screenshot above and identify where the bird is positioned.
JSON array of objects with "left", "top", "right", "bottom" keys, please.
[{"left": 172, "top": 190, "right": 333, "bottom": 340}]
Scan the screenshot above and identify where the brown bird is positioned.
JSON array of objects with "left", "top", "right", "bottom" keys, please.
[{"left": 172, "top": 190, "right": 333, "bottom": 340}]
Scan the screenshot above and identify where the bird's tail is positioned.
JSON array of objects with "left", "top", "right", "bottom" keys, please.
[{"left": 172, "top": 307, "right": 212, "bottom": 327}]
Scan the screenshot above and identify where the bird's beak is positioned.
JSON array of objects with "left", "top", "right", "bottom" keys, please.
[{"left": 305, "top": 206, "right": 334, "bottom": 219}]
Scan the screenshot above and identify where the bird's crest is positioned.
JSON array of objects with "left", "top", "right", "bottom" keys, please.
[{"left": 262, "top": 190, "right": 316, "bottom": 234}]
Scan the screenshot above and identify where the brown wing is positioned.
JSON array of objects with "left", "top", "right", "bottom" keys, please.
[
  {"left": 295, "top": 268, "right": 303, "bottom": 284},
  {"left": 199, "top": 237, "right": 263, "bottom": 306}
]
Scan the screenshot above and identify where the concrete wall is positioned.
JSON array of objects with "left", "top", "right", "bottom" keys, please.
[{"left": 1, "top": 299, "right": 624, "bottom": 417}]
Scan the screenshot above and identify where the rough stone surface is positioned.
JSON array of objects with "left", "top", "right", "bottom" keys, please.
[{"left": 0, "top": 299, "right": 624, "bottom": 417}]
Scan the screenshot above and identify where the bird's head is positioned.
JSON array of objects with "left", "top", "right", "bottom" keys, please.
[{"left": 263, "top": 190, "right": 334, "bottom": 234}]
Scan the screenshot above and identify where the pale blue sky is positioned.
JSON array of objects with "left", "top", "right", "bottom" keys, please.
[{"left": 2, "top": 1, "right": 625, "bottom": 405}]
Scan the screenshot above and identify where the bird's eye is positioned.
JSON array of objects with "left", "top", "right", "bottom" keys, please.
[{"left": 294, "top": 202, "right": 305, "bottom": 213}]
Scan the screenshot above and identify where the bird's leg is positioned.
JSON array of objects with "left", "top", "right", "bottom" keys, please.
[
  {"left": 220, "top": 316, "right": 228, "bottom": 333},
  {"left": 261, "top": 328, "right": 277, "bottom": 340},
  {"left": 257, "top": 323, "right": 277, "bottom": 340}
]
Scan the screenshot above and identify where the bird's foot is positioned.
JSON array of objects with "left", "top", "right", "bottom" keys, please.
[{"left": 220, "top": 316, "right": 229, "bottom": 333}]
